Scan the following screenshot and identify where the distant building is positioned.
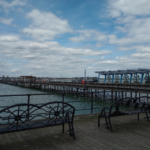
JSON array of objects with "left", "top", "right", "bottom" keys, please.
[
  {"left": 95, "top": 68, "right": 150, "bottom": 84},
  {"left": 20, "top": 76, "right": 36, "bottom": 82}
]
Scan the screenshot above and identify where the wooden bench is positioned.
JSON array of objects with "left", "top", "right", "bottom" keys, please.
[
  {"left": 0, "top": 101, "right": 75, "bottom": 140},
  {"left": 98, "top": 97, "right": 148, "bottom": 132}
]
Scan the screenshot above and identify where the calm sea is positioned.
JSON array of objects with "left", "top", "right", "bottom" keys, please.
[{"left": 0, "top": 83, "right": 104, "bottom": 115}]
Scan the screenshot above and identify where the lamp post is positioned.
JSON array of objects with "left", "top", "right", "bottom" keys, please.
[{"left": 84, "top": 69, "right": 86, "bottom": 85}]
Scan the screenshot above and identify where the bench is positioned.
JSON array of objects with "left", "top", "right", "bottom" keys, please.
[
  {"left": 98, "top": 97, "right": 148, "bottom": 132},
  {"left": 0, "top": 101, "right": 75, "bottom": 140}
]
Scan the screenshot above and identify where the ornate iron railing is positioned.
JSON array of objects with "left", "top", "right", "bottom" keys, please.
[
  {"left": 0, "top": 92, "right": 150, "bottom": 117},
  {"left": 0, "top": 92, "right": 112, "bottom": 115}
]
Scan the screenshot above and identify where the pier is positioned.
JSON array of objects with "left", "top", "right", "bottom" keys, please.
[
  {"left": 0, "top": 113, "right": 150, "bottom": 150},
  {"left": 1, "top": 79, "right": 150, "bottom": 101},
  {"left": 1, "top": 81, "right": 150, "bottom": 149}
]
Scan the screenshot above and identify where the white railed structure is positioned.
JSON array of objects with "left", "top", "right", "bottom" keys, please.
[{"left": 95, "top": 68, "right": 150, "bottom": 84}]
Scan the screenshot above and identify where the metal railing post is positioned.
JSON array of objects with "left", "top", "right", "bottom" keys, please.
[
  {"left": 91, "top": 92, "right": 93, "bottom": 114},
  {"left": 62, "top": 93, "right": 65, "bottom": 117},
  {"left": 27, "top": 95, "right": 30, "bottom": 121},
  {"left": 135, "top": 89, "right": 137, "bottom": 99},
  {"left": 111, "top": 89, "right": 113, "bottom": 102},
  {"left": 115, "top": 91, "right": 117, "bottom": 101},
  {"left": 103, "top": 90, "right": 105, "bottom": 100},
  {"left": 62, "top": 93, "right": 64, "bottom": 103}
]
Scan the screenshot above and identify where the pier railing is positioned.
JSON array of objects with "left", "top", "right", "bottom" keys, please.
[
  {"left": 0, "top": 91, "right": 150, "bottom": 116},
  {"left": 0, "top": 92, "right": 113, "bottom": 115},
  {"left": 2, "top": 80, "right": 150, "bottom": 94}
]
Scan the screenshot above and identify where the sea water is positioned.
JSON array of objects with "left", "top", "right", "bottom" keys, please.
[{"left": 0, "top": 83, "right": 105, "bottom": 115}]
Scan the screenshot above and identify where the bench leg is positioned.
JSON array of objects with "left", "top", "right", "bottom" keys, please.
[
  {"left": 71, "top": 122, "right": 75, "bottom": 140},
  {"left": 98, "top": 116, "right": 100, "bottom": 127},
  {"left": 108, "top": 117, "right": 113, "bottom": 132},
  {"left": 145, "top": 112, "right": 149, "bottom": 122},
  {"left": 104, "top": 116, "right": 109, "bottom": 129},
  {"left": 62, "top": 123, "right": 64, "bottom": 133},
  {"left": 68, "top": 122, "right": 75, "bottom": 140},
  {"left": 137, "top": 113, "right": 139, "bottom": 121},
  {"left": 68, "top": 122, "right": 72, "bottom": 136}
]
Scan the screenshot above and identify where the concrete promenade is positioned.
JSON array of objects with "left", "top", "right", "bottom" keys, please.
[{"left": 0, "top": 113, "right": 150, "bottom": 150}]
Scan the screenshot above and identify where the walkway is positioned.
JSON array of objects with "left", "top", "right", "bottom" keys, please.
[{"left": 0, "top": 113, "right": 150, "bottom": 150}]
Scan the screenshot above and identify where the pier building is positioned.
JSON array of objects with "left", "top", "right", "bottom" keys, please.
[
  {"left": 95, "top": 68, "right": 150, "bottom": 84},
  {"left": 20, "top": 76, "right": 36, "bottom": 82}
]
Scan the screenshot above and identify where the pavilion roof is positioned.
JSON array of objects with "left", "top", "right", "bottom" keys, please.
[{"left": 95, "top": 68, "right": 150, "bottom": 75}]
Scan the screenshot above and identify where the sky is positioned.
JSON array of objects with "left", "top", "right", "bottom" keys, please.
[{"left": 0, "top": 0, "right": 150, "bottom": 77}]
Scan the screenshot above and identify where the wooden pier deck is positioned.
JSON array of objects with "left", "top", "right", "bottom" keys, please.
[
  {"left": 0, "top": 113, "right": 150, "bottom": 150},
  {"left": 2, "top": 80, "right": 150, "bottom": 93}
]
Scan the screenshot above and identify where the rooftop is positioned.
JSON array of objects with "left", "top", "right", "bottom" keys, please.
[
  {"left": 0, "top": 113, "right": 150, "bottom": 150},
  {"left": 95, "top": 68, "right": 150, "bottom": 75}
]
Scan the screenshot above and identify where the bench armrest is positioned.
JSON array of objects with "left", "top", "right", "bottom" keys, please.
[
  {"left": 99, "top": 107, "right": 111, "bottom": 117},
  {"left": 65, "top": 111, "right": 74, "bottom": 122}
]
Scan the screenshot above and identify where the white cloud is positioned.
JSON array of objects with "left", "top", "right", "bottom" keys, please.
[
  {"left": 0, "top": 0, "right": 26, "bottom": 13},
  {"left": 22, "top": 9, "right": 72, "bottom": 41},
  {"left": 108, "top": 34, "right": 135, "bottom": 45},
  {"left": 2, "top": 1, "right": 150, "bottom": 76},
  {"left": 99, "top": 22, "right": 110, "bottom": 26},
  {"left": 17, "top": 8, "right": 24, "bottom": 13},
  {"left": 108, "top": 17, "right": 150, "bottom": 45},
  {"left": 81, "top": 25, "right": 84, "bottom": 28},
  {"left": 0, "top": 34, "right": 111, "bottom": 77},
  {"left": 69, "top": 29, "right": 107, "bottom": 43},
  {"left": 108, "top": 0, "right": 150, "bottom": 17},
  {"left": 131, "top": 53, "right": 150, "bottom": 58},
  {"left": 115, "top": 26, "right": 126, "bottom": 32},
  {"left": 118, "top": 45, "right": 150, "bottom": 52},
  {"left": 94, "top": 55, "right": 150, "bottom": 72},
  {"left": 113, "top": 45, "right": 150, "bottom": 71},
  {"left": 109, "top": 10, "right": 121, "bottom": 18},
  {"left": 10, "top": 69, "right": 20, "bottom": 72},
  {"left": 136, "top": 46, "right": 150, "bottom": 53},
  {"left": 0, "top": 17, "right": 14, "bottom": 25},
  {"left": 0, "top": 35, "right": 19, "bottom": 42},
  {"left": 115, "top": 16, "right": 136, "bottom": 24},
  {"left": 96, "top": 42, "right": 106, "bottom": 48},
  {"left": 1, "top": 35, "right": 149, "bottom": 77},
  {"left": 108, "top": 1, "right": 150, "bottom": 45}
]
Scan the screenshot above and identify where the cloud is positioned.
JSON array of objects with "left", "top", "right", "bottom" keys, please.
[
  {"left": 81, "top": 25, "right": 84, "bottom": 28},
  {"left": 0, "top": 34, "right": 111, "bottom": 77},
  {"left": 0, "top": 0, "right": 26, "bottom": 13},
  {"left": 0, "top": 59, "right": 14, "bottom": 76},
  {"left": 99, "top": 23, "right": 110, "bottom": 26},
  {"left": 94, "top": 55, "right": 150, "bottom": 72},
  {"left": 108, "top": 1, "right": 150, "bottom": 45},
  {"left": 131, "top": 53, "right": 150, "bottom": 59},
  {"left": 22, "top": 9, "right": 72, "bottom": 41},
  {"left": 1, "top": 35, "right": 149, "bottom": 77},
  {"left": 108, "top": 0, "right": 150, "bottom": 17},
  {"left": 115, "top": 45, "right": 150, "bottom": 70},
  {"left": 69, "top": 29, "right": 107, "bottom": 43},
  {"left": 108, "top": 35, "right": 134, "bottom": 45},
  {"left": 0, "top": 35, "right": 111, "bottom": 57},
  {"left": 0, "top": 17, "right": 14, "bottom": 26},
  {"left": 115, "top": 26, "right": 127, "bottom": 32},
  {"left": 0, "top": 35, "right": 19, "bottom": 42},
  {"left": 10, "top": 69, "right": 20, "bottom": 72},
  {"left": 16, "top": 8, "right": 24, "bottom": 13},
  {"left": 2, "top": 1, "right": 150, "bottom": 76},
  {"left": 108, "top": 17, "right": 150, "bottom": 45},
  {"left": 118, "top": 45, "right": 150, "bottom": 51}
]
